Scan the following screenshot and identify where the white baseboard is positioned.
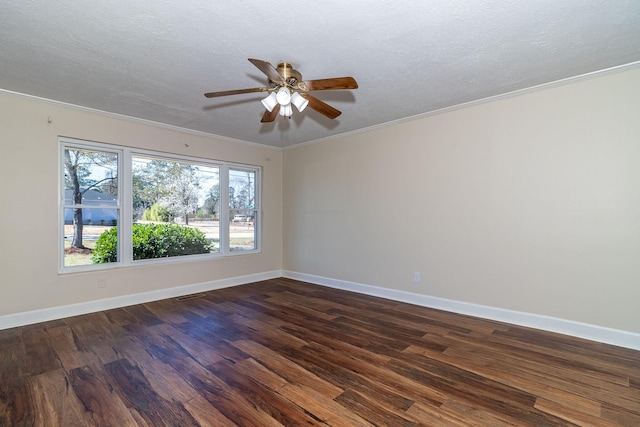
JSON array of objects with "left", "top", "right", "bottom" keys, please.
[
  {"left": 0, "top": 270, "right": 283, "bottom": 330},
  {"left": 283, "top": 271, "right": 640, "bottom": 351},
  {"left": 4, "top": 269, "right": 639, "bottom": 351}
]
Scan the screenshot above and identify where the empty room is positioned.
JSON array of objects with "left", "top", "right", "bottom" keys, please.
[{"left": 1, "top": 1, "right": 639, "bottom": 425}]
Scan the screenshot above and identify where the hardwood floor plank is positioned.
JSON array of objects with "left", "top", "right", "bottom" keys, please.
[
  {"left": 493, "top": 327, "right": 640, "bottom": 377},
  {"left": 66, "top": 313, "right": 122, "bottom": 365},
  {"left": 135, "top": 353, "right": 202, "bottom": 404},
  {"left": 234, "top": 357, "right": 376, "bottom": 426},
  {"left": 0, "top": 376, "right": 31, "bottom": 426},
  {"left": 234, "top": 297, "right": 344, "bottom": 335},
  {"left": 236, "top": 294, "right": 417, "bottom": 359},
  {"left": 148, "top": 322, "right": 226, "bottom": 366},
  {"left": 0, "top": 334, "right": 29, "bottom": 426},
  {"left": 104, "top": 358, "right": 201, "bottom": 426},
  {"left": 330, "top": 303, "right": 473, "bottom": 337},
  {"left": 535, "top": 398, "right": 620, "bottom": 427},
  {"left": 46, "top": 325, "right": 100, "bottom": 371},
  {"left": 334, "top": 388, "right": 419, "bottom": 427},
  {"left": 102, "top": 307, "right": 141, "bottom": 327},
  {"left": 444, "top": 342, "right": 640, "bottom": 415},
  {"left": 332, "top": 314, "right": 437, "bottom": 352},
  {"left": 68, "top": 364, "right": 139, "bottom": 426},
  {"left": 404, "top": 401, "right": 476, "bottom": 427},
  {"left": 181, "top": 365, "right": 287, "bottom": 427},
  {"left": 22, "top": 328, "right": 61, "bottom": 376},
  {"left": 25, "top": 369, "right": 87, "bottom": 427},
  {"left": 277, "top": 344, "right": 418, "bottom": 413},
  {"left": 440, "top": 331, "right": 632, "bottom": 390},
  {"left": 120, "top": 305, "right": 164, "bottom": 327},
  {"left": 133, "top": 327, "right": 284, "bottom": 426},
  {"left": 436, "top": 397, "right": 527, "bottom": 426},
  {"left": 0, "top": 327, "right": 23, "bottom": 349},
  {"left": 0, "top": 339, "right": 26, "bottom": 382},
  {"left": 284, "top": 341, "right": 445, "bottom": 409},
  {"left": 169, "top": 321, "right": 251, "bottom": 363},
  {"left": 228, "top": 313, "right": 311, "bottom": 349},
  {"left": 2, "top": 278, "right": 639, "bottom": 426},
  {"left": 389, "top": 301, "right": 511, "bottom": 335},
  {"left": 440, "top": 330, "right": 640, "bottom": 413},
  {"left": 278, "top": 321, "right": 391, "bottom": 366},
  {"left": 266, "top": 292, "right": 342, "bottom": 322},
  {"left": 405, "top": 342, "right": 606, "bottom": 420},
  {"left": 142, "top": 299, "right": 191, "bottom": 324},
  {"left": 182, "top": 395, "right": 238, "bottom": 427},
  {"left": 602, "top": 402, "right": 640, "bottom": 426},
  {"left": 201, "top": 307, "right": 299, "bottom": 352},
  {"left": 231, "top": 340, "right": 343, "bottom": 399},
  {"left": 208, "top": 359, "right": 328, "bottom": 426},
  {"left": 386, "top": 353, "right": 576, "bottom": 425}
]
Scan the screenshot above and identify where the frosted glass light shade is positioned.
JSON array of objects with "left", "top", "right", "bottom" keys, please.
[
  {"left": 279, "top": 103, "right": 293, "bottom": 117},
  {"left": 261, "top": 92, "right": 278, "bottom": 112},
  {"left": 276, "top": 87, "right": 291, "bottom": 105},
  {"left": 291, "top": 92, "right": 309, "bottom": 112}
]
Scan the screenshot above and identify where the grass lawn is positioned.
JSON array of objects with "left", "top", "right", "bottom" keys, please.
[{"left": 63, "top": 240, "right": 97, "bottom": 266}]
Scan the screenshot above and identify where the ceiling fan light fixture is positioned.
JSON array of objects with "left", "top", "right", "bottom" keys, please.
[
  {"left": 275, "top": 87, "right": 291, "bottom": 105},
  {"left": 291, "top": 92, "right": 309, "bottom": 112},
  {"left": 261, "top": 92, "right": 278, "bottom": 112}
]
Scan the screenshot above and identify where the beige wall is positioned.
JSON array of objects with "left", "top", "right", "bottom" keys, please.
[
  {"left": 2, "top": 66, "right": 639, "bottom": 336},
  {"left": 0, "top": 92, "right": 282, "bottom": 316},
  {"left": 283, "top": 67, "right": 640, "bottom": 333}
]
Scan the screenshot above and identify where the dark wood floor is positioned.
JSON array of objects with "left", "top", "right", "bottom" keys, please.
[{"left": 1, "top": 278, "right": 639, "bottom": 426}]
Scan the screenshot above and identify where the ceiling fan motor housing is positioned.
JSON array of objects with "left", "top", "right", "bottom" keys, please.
[{"left": 275, "top": 62, "right": 302, "bottom": 86}]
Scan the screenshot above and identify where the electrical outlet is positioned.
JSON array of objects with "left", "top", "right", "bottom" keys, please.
[
  {"left": 98, "top": 279, "right": 106, "bottom": 288},
  {"left": 413, "top": 272, "right": 421, "bottom": 283}
]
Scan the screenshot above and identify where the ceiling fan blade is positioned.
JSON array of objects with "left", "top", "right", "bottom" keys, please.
[
  {"left": 261, "top": 104, "right": 280, "bottom": 123},
  {"left": 299, "top": 77, "right": 358, "bottom": 91},
  {"left": 204, "top": 87, "right": 268, "bottom": 98},
  {"left": 248, "top": 58, "right": 284, "bottom": 84},
  {"left": 300, "top": 93, "right": 342, "bottom": 119}
]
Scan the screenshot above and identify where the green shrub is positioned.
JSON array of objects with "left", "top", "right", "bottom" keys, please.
[
  {"left": 91, "top": 228, "right": 118, "bottom": 263},
  {"left": 92, "top": 223, "right": 211, "bottom": 263}
]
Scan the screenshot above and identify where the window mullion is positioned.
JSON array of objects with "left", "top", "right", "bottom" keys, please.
[
  {"left": 58, "top": 143, "right": 66, "bottom": 272},
  {"left": 121, "top": 148, "right": 133, "bottom": 265},
  {"left": 219, "top": 164, "right": 230, "bottom": 255}
]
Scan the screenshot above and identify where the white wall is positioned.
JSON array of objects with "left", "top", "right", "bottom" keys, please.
[
  {"left": 283, "top": 66, "right": 640, "bottom": 334},
  {"left": 0, "top": 92, "right": 282, "bottom": 318}
]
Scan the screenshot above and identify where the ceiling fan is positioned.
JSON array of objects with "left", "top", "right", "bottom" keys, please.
[{"left": 204, "top": 58, "right": 358, "bottom": 123}]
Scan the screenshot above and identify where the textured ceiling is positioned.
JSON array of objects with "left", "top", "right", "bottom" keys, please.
[{"left": 1, "top": 0, "right": 640, "bottom": 148}]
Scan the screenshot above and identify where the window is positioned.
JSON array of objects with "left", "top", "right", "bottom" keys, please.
[
  {"left": 229, "top": 168, "right": 258, "bottom": 252},
  {"left": 132, "top": 155, "right": 221, "bottom": 257},
  {"left": 62, "top": 144, "right": 120, "bottom": 268},
  {"left": 60, "top": 138, "right": 261, "bottom": 272}
]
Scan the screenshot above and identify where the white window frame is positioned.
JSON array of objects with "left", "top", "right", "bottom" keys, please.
[
  {"left": 228, "top": 165, "right": 261, "bottom": 254},
  {"left": 59, "top": 137, "right": 262, "bottom": 273},
  {"left": 59, "top": 140, "right": 123, "bottom": 273}
]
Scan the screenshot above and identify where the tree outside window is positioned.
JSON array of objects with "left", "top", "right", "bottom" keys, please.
[{"left": 63, "top": 146, "right": 119, "bottom": 267}]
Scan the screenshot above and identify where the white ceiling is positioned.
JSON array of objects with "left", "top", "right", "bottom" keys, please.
[{"left": 2, "top": 1, "right": 640, "bottom": 148}]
